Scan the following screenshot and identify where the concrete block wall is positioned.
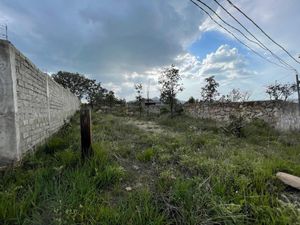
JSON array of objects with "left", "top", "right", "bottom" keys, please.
[
  {"left": 0, "top": 40, "right": 80, "bottom": 166},
  {"left": 185, "top": 101, "right": 300, "bottom": 131}
]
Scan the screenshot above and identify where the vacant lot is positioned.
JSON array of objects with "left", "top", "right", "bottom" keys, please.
[{"left": 1, "top": 111, "right": 300, "bottom": 225}]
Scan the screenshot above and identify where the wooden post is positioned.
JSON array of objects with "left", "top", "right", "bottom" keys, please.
[{"left": 80, "top": 108, "right": 93, "bottom": 159}]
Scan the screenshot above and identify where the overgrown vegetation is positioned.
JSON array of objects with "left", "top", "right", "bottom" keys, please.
[{"left": 1, "top": 111, "right": 300, "bottom": 224}]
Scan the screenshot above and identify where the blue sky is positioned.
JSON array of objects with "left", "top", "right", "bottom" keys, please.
[
  {"left": 0, "top": 0, "right": 299, "bottom": 100},
  {"left": 189, "top": 31, "right": 245, "bottom": 58}
]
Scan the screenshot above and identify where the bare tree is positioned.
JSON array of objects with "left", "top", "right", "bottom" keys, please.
[
  {"left": 226, "top": 89, "right": 251, "bottom": 102},
  {"left": 159, "top": 65, "right": 183, "bottom": 117},
  {"left": 280, "top": 83, "right": 297, "bottom": 101},
  {"left": 266, "top": 81, "right": 296, "bottom": 101},
  {"left": 135, "top": 83, "right": 143, "bottom": 116},
  {"left": 201, "top": 76, "right": 219, "bottom": 102}
]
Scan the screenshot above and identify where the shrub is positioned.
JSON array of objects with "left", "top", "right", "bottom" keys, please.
[
  {"left": 160, "top": 106, "right": 170, "bottom": 115},
  {"left": 174, "top": 104, "right": 184, "bottom": 115},
  {"left": 59, "top": 119, "right": 72, "bottom": 136},
  {"left": 223, "top": 114, "right": 246, "bottom": 138}
]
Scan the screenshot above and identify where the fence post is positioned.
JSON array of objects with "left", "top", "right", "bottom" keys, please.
[{"left": 80, "top": 108, "right": 93, "bottom": 159}]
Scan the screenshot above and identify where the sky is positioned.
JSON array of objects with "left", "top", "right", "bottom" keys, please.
[{"left": 0, "top": 0, "right": 299, "bottom": 101}]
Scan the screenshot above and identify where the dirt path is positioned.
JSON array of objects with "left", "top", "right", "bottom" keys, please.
[
  {"left": 106, "top": 118, "right": 165, "bottom": 192},
  {"left": 113, "top": 153, "right": 157, "bottom": 191},
  {"left": 126, "top": 119, "right": 165, "bottom": 134}
]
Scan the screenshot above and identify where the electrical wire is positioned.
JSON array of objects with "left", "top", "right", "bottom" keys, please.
[
  {"left": 226, "top": 0, "right": 300, "bottom": 65},
  {"left": 190, "top": 0, "right": 292, "bottom": 71},
  {"left": 213, "top": 0, "right": 296, "bottom": 71}
]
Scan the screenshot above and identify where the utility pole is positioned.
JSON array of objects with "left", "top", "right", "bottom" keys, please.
[
  {"left": 146, "top": 80, "right": 150, "bottom": 116},
  {"left": 298, "top": 54, "right": 300, "bottom": 112},
  {"left": 296, "top": 72, "right": 300, "bottom": 111},
  {"left": 5, "top": 25, "right": 7, "bottom": 40}
]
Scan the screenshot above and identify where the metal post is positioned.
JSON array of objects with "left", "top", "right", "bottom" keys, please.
[{"left": 80, "top": 108, "right": 93, "bottom": 160}]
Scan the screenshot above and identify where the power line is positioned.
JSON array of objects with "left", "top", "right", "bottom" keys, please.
[
  {"left": 190, "top": 0, "right": 291, "bottom": 70},
  {"left": 193, "top": 0, "right": 294, "bottom": 71},
  {"left": 213, "top": 0, "right": 296, "bottom": 71},
  {"left": 197, "top": 0, "right": 264, "bottom": 52},
  {"left": 226, "top": 0, "right": 300, "bottom": 65}
]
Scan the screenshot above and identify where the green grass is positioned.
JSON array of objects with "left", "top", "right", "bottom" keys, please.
[
  {"left": 1, "top": 111, "right": 300, "bottom": 224},
  {"left": 136, "top": 147, "right": 155, "bottom": 162}
]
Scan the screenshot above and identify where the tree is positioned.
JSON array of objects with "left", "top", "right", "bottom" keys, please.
[
  {"left": 86, "top": 80, "right": 107, "bottom": 108},
  {"left": 226, "top": 89, "right": 251, "bottom": 102},
  {"left": 93, "top": 89, "right": 108, "bottom": 107},
  {"left": 159, "top": 65, "right": 183, "bottom": 117},
  {"left": 106, "top": 91, "right": 117, "bottom": 107},
  {"left": 187, "top": 96, "right": 196, "bottom": 104},
  {"left": 201, "top": 76, "right": 219, "bottom": 102},
  {"left": 266, "top": 81, "right": 297, "bottom": 101},
  {"left": 118, "top": 98, "right": 127, "bottom": 106},
  {"left": 52, "top": 71, "right": 107, "bottom": 108},
  {"left": 135, "top": 83, "right": 143, "bottom": 116},
  {"left": 52, "top": 71, "right": 89, "bottom": 99}
]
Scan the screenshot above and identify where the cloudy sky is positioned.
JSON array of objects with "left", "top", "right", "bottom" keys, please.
[{"left": 0, "top": 0, "right": 299, "bottom": 100}]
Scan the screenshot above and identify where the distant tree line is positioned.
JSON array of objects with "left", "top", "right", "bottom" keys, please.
[
  {"left": 132, "top": 64, "right": 298, "bottom": 119},
  {"left": 52, "top": 71, "right": 125, "bottom": 108},
  {"left": 52, "top": 68, "right": 297, "bottom": 116}
]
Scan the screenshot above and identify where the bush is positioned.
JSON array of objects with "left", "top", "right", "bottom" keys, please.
[
  {"left": 174, "top": 104, "right": 184, "bottom": 115},
  {"left": 223, "top": 114, "right": 245, "bottom": 138},
  {"left": 160, "top": 106, "right": 170, "bottom": 115}
]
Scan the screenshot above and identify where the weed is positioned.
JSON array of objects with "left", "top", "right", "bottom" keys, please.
[
  {"left": 94, "top": 165, "right": 125, "bottom": 189},
  {"left": 44, "top": 137, "right": 69, "bottom": 155},
  {"left": 55, "top": 149, "right": 79, "bottom": 167},
  {"left": 136, "top": 147, "right": 155, "bottom": 162}
]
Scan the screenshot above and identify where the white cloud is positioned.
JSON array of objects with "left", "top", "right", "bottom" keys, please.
[
  {"left": 102, "top": 82, "right": 122, "bottom": 95},
  {"left": 198, "top": 0, "right": 300, "bottom": 71},
  {"left": 118, "top": 44, "right": 258, "bottom": 100},
  {"left": 175, "top": 45, "right": 256, "bottom": 81},
  {"left": 175, "top": 53, "right": 202, "bottom": 79}
]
